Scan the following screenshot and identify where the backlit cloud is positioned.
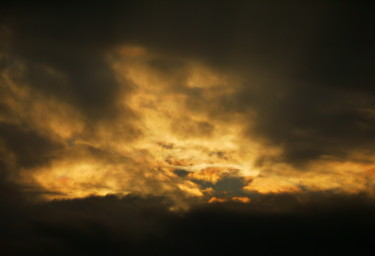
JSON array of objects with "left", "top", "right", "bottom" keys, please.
[{"left": 0, "top": 2, "right": 373, "bottom": 254}]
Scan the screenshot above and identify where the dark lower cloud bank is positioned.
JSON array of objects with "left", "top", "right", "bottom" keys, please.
[{"left": 1, "top": 193, "right": 374, "bottom": 256}]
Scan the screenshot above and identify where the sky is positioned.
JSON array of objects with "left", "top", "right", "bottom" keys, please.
[{"left": 0, "top": 1, "right": 374, "bottom": 255}]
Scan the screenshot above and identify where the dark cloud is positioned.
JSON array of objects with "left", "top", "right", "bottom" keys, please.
[
  {"left": 1, "top": 1, "right": 132, "bottom": 121},
  {"left": 0, "top": 123, "right": 62, "bottom": 168},
  {"left": 250, "top": 3, "right": 375, "bottom": 164},
  {"left": 0, "top": 193, "right": 373, "bottom": 255},
  {"left": 238, "top": 84, "right": 375, "bottom": 165},
  {"left": 296, "top": 5, "right": 374, "bottom": 92}
]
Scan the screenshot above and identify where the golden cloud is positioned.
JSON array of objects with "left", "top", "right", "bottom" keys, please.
[{"left": 1, "top": 45, "right": 373, "bottom": 209}]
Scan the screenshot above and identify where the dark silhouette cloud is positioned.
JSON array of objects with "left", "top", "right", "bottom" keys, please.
[{"left": 0, "top": 193, "right": 373, "bottom": 255}]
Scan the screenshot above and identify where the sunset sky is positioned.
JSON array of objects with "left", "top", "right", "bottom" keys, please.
[{"left": 0, "top": 1, "right": 374, "bottom": 255}]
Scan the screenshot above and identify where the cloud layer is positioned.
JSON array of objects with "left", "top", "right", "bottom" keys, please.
[{"left": 0, "top": 2, "right": 374, "bottom": 254}]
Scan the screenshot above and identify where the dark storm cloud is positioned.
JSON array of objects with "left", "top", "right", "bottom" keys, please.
[
  {"left": 1, "top": 1, "right": 132, "bottom": 120},
  {"left": 297, "top": 6, "right": 374, "bottom": 92},
  {"left": 0, "top": 193, "right": 373, "bottom": 255},
  {"left": 244, "top": 3, "right": 375, "bottom": 164},
  {"left": 237, "top": 83, "right": 375, "bottom": 165},
  {"left": 0, "top": 123, "right": 62, "bottom": 168}
]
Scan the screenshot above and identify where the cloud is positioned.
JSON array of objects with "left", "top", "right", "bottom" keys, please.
[
  {"left": 3, "top": 1, "right": 374, "bottom": 158},
  {"left": 0, "top": 0, "right": 373, "bottom": 214},
  {"left": 0, "top": 123, "right": 62, "bottom": 168},
  {"left": 0, "top": 193, "right": 374, "bottom": 255},
  {"left": 0, "top": 2, "right": 374, "bottom": 254}
]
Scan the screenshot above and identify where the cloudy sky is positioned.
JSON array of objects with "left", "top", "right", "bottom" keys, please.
[{"left": 0, "top": 1, "right": 374, "bottom": 255}]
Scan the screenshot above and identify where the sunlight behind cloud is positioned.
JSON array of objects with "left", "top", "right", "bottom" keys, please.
[{"left": 1, "top": 45, "right": 373, "bottom": 208}]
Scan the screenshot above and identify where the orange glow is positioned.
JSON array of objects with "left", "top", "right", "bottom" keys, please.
[
  {"left": 1, "top": 45, "right": 373, "bottom": 208},
  {"left": 232, "top": 197, "right": 251, "bottom": 203},
  {"left": 208, "top": 197, "right": 227, "bottom": 203}
]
